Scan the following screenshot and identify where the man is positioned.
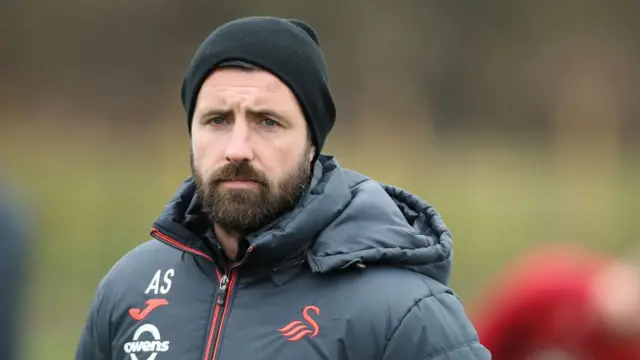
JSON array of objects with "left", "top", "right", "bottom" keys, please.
[
  {"left": 75, "top": 16, "right": 489, "bottom": 360},
  {"left": 0, "top": 174, "right": 30, "bottom": 360},
  {"left": 472, "top": 243, "right": 640, "bottom": 359}
]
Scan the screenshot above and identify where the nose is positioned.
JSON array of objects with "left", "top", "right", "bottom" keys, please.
[{"left": 223, "top": 119, "right": 254, "bottom": 163}]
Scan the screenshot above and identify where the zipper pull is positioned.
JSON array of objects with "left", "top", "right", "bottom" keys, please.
[{"left": 216, "top": 275, "right": 229, "bottom": 305}]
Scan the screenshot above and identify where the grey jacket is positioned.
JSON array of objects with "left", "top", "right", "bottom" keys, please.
[{"left": 75, "top": 155, "right": 490, "bottom": 360}]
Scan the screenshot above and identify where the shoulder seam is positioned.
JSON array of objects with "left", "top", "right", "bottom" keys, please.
[
  {"left": 422, "top": 340, "right": 481, "bottom": 360},
  {"left": 380, "top": 289, "right": 453, "bottom": 356}
]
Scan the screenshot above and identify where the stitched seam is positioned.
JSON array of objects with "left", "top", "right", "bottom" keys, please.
[
  {"left": 422, "top": 340, "right": 481, "bottom": 360},
  {"left": 349, "top": 178, "right": 370, "bottom": 190},
  {"left": 380, "top": 291, "right": 445, "bottom": 357}
]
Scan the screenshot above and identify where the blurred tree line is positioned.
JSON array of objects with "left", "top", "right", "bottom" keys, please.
[
  {"left": 1, "top": 0, "right": 639, "bottom": 145},
  {"left": 2, "top": 4, "right": 640, "bottom": 358}
]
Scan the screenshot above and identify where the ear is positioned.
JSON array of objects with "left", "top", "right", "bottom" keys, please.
[
  {"left": 189, "top": 147, "right": 197, "bottom": 174},
  {"left": 308, "top": 145, "right": 316, "bottom": 163}
]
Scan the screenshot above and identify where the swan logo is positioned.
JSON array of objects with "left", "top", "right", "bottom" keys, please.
[
  {"left": 123, "top": 323, "right": 170, "bottom": 360},
  {"left": 277, "top": 305, "right": 321, "bottom": 342}
]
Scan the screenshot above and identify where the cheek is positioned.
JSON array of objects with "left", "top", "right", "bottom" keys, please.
[
  {"left": 191, "top": 137, "right": 224, "bottom": 175},
  {"left": 271, "top": 145, "right": 307, "bottom": 179}
]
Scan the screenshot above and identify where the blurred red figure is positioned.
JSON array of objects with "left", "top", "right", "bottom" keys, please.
[{"left": 471, "top": 244, "right": 640, "bottom": 359}]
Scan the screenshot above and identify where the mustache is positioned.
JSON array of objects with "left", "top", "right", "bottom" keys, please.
[{"left": 210, "top": 161, "right": 268, "bottom": 184}]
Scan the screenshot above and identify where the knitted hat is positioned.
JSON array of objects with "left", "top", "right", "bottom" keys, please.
[{"left": 180, "top": 16, "right": 336, "bottom": 158}]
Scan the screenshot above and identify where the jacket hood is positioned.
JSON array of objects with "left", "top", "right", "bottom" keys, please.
[
  {"left": 304, "top": 158, "right": 453, "bottom": 285},
  {"left": 153, "top": 155, "right": 453, "bottom": 286}
]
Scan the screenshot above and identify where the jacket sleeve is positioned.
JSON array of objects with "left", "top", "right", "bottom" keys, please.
[
  {"left": 74, "top": 277, "right": 112, "bottom": 360},
  {"left": 382, "top": 290, "right": 491, "bottom": 360}
]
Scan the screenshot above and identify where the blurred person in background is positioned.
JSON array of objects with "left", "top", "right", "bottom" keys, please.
[
  {"left": 75, "top": 16, "right": 489, "bottom": 360},
  {"left": 472, "top": 243, "right": 640, "bottom": 359},
  {"left": 0, "top": 173, "right": 31, "bottom": 360}
]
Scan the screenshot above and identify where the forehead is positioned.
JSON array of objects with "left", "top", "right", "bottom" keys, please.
[{"left": 197, "top": 68, "right": 296, "bottom": 106}]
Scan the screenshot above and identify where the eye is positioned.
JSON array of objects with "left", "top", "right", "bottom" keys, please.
[
  {"left": 261, "top": 117, "right": 279, "bottom": 128},
  {"left": 208, "top": 116, "right": 227, "bottom": 126}
]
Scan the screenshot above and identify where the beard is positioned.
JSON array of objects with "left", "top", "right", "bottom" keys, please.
[{"left": 192, "top": 146, "right": 312, "bottom": 236}]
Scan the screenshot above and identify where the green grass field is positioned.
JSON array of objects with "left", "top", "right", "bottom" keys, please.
[{"left": 2, "top": 125, "right": 637, "bottom": 360}]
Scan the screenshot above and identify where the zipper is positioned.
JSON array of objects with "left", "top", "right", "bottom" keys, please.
[
  {"left": 151, "top": 227, "right": 253, "bottom": 360},
  {"left": 204, "top": 266, "right": 236, "bottom": 360},
  {"left": 216, "top": 274, "right": 230, "bottom": 305},
  {"left": 205, "top": 245, "right": 253, "bottom": 360}
]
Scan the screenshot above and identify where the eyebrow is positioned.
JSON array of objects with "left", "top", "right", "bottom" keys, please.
[
  {"left": 198, "top": 107, "right": 288, "bottom": 122},
  {"left": 198, "top": 108, "right": 231, "bottom": 120},
  {"left": 250, "top": 108, "right": 285, "bottom": 119},
  {"left": 249, "top": 108, "right": 291, "bottom": 126}
]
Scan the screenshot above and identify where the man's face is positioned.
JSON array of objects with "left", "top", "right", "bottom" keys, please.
[{"left": 190, "top": 67, "right": 315, "bottom": 235}]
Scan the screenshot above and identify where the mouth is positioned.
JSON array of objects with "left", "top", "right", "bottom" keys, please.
[{"left": 219, "top": 180, "right": 260, "bottom": 188}]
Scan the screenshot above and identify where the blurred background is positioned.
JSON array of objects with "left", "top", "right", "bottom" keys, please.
[{"left": 1, "top": 1, "right": 639, "bottom": 359}]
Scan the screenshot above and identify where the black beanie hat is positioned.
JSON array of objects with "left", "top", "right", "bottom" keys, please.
[{"left": 180, "top": 16, "right": 336, "bottom": 157}]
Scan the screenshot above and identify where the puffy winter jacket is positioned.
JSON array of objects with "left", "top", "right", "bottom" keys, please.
[{"left": 75, "top": 155, "right": 490, "bottom": 360}]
